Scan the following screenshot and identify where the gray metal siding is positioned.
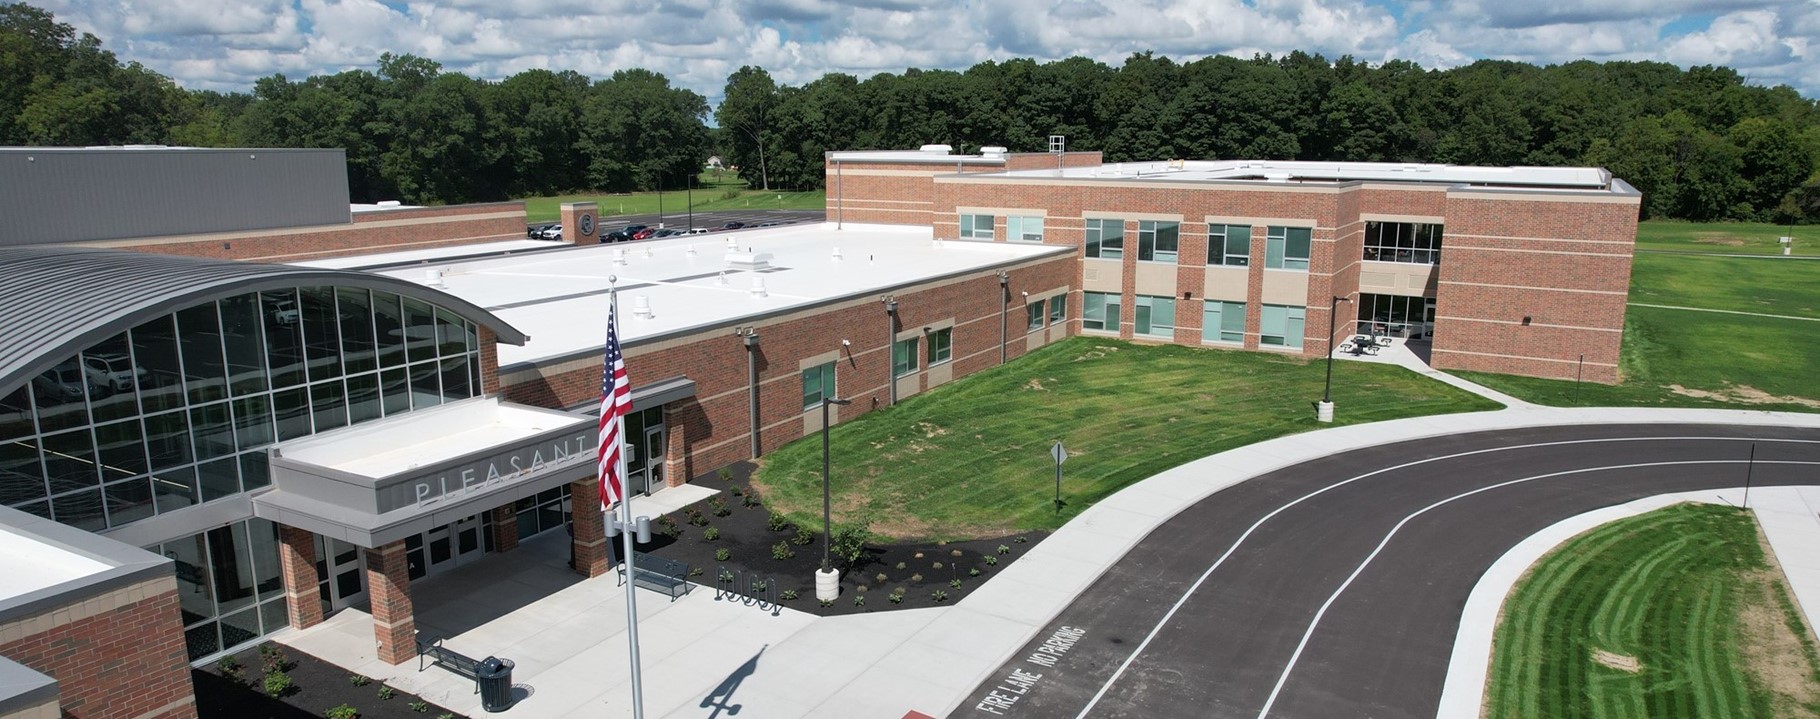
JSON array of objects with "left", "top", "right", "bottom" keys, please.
[{"left": 0, "top": 148, "right": 350, "bottom": 247}]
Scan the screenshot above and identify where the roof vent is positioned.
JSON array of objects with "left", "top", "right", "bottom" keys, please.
[
  {"left": 631, "top": 295, "right": 654, "bottom": 319},
  {"left": 614, "top": 248, "right": 629, "bottom": 265},
  {"left": 832, "top": 246, "right": 843, "bottom": 260},
  {"left": 424, "top": 268, "right": 445, "bottom": 287},
  {"left": 1264, "top": 171, "right": 1291, "bottom": 183},
  {"left": 727, "top": 251, "right": 774, "bottom": 271},
  {"left": 749, "top": 277, "right": 768, "bottom": 297},
  {"left": 919, "top": 144, "right": 953, "bottom": 155},
  {"left": 980, "top": 145, "right": 1008, "bottom": 158}
]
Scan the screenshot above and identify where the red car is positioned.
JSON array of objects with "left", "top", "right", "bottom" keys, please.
[{"left": 632, "top": 227, "right": 657, "bottom": 241}]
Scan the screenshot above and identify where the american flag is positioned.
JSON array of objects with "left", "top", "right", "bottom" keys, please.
[{"left": 597, "top": 302, "right": 632, "bottom": 509}]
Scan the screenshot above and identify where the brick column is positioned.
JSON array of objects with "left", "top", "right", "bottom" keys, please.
[
  {"left": 276, "top": 525, "right": 324, "bottom": 630},
  {"left": 561, "top": 201, "right": 599, "bottom": 246},
  {"left": 570, "top": 478, "right": 611, "bottom": 577},
  {"left": 663, "top": 404, "right": 688, "bottom": 488},
  {"left": 365, "top": 540, "right": 415, "bottom": 665},
  {"left": 490, "top": 504, "right": 519, "bottom": 554}
]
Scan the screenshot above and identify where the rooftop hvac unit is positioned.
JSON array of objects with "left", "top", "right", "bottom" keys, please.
[
  {"left": 919, "top": 144, "right": 953, "bottom": 154},
  {"left": 726, "top": 252, "right": 774, "bottom": 271}
]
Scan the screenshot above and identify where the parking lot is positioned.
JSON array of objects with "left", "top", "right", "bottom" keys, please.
[{"left": 528, "top": 210, "right": 825, "bottom": 241}]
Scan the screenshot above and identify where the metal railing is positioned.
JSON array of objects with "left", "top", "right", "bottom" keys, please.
[{"left": 714, "top": 567, "right": 780, "bottom": 615}]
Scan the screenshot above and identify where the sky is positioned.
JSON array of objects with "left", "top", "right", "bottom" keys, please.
[{"left": 33, "top": 0, "right": 1820, "bottom": 104}]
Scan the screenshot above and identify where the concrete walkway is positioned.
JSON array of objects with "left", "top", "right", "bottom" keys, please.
[{"left": 272, "top": 375, "right": 1820, "bottom": 719}]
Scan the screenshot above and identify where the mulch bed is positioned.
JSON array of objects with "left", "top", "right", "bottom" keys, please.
[
  {"left": 626, "top": 462, "right": 1048, "bottom": 616},
  {"left": 196, "top": 643, "right": 469, "bottom": 719}
]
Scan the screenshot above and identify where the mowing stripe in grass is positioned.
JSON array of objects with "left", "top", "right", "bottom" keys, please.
[{"left": 1629, "top": 303, "right": 1820, "bottom": 322}]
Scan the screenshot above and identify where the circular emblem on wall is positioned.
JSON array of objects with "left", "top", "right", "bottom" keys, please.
[{"left": 579, "top": 213, "right": 596, "bottom": 236}]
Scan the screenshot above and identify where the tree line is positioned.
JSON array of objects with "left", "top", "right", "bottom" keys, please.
[{"left": 5, "top": 1, "right": 1818, "bottom": 220}]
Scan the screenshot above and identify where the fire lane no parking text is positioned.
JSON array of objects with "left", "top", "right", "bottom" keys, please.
[{"left": 970, "top": 625, "right": 1089, "bottom": 715}]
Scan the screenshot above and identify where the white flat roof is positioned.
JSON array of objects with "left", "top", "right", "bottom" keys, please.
[
  {"left": 274, "top": 398, "right": 586, "bottom": 478},
  {"left": 991, "top": 159, "right": 1615, "bottom": 191},
  {"left": 292, "top": 239, "right": 567, "bottom": 270},
  {"left": 0, "top": 527, "right": 110, "bottom": 603},
  {"left": 346, "top": 223, "right": 1067, "bottom": 368}
]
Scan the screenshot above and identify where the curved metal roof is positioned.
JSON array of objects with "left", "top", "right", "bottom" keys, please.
[{"left": 0, "top": 247, "right": 528, "bottom": 398}]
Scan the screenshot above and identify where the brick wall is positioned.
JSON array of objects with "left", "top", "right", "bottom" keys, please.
[
  {"left": 276, "top": 524, "right": 323, "bottom": 630},
  {"left": 364, "top": 541, "right": 415, "bottom": 665},
  {"left": 102, "top": 202, "right": 528, "bottom": 263},
  {"left": 826, "top": 161, "right": 1004, "bottom": 227},
  {"left": 0, "top": 575, "right": 196, "bottom": 719},
  {"left": 500, "top": 254, "right": 1077, "bottom": 477}
]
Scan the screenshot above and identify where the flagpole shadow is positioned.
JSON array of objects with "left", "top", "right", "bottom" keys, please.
[{"left": 699, "top": 644, "right": 767, "bottom": 718}]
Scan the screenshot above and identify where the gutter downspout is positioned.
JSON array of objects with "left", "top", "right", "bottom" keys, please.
[
  {"left": 998, "top": 271, "right": 1009, "bottom": 365},
  {"left": 885, "top": 298, "right": 898, "bottom": 406},
  {"left": 836, "top": 160, "right": 844, "bottom": 230},
  {"left": 744, "top": 330, "right": 761, "bottom": 458}
]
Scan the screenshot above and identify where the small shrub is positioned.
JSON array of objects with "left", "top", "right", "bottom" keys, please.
[
  {"left": 324, "top": 704, "right": 358, "bottom": 719},
  {"left": 688, "top": 567, "right": 703, "bottom": 577},
  {"left": 259, "top": 644, "right": 289, "bottom": 673},
  {"left": 950, "top": 579, "right": 962, "bottom": 589},
  {"left": 741, "top": 494, "right": 760, "bottom": 508},
  {"left": 910, "top": 573, "right": 923, "bottom": 582},
  {"left": 931, "top": 589, "right": 949, "bottom": 602},
  {"left": 1014, "top": 536, "right": 1029, "bottom": 543},
  {"left": 263, "top": 671, "right": 292, "bottom": 697},
  {"left": 703, "top": 526, "right": 720, "bottom": 541},
  {"left": 969, "top": 568, "right": 981, "bottom": 577},
  {"left": 217, "top": 656, "right": 244, "bottom": 682},
  {"left": 718, "top": 467, "right": 733, "bottom": 481},
  {"left": 439, "top": 714, "right": 456, "bottom": 719},
  {"left": 831, "top": 522, "right": 874, "bottom": 570},
  {"left": 348, "top": 674, "right": 371, "bottom": 687},
  {"left": 951, "top": 549, "right": 964, "bottom": 557},
  {"left": 874, "top": 572, "right": 889, "bottom": 584},
  {"left": 752, "top": 580, "right": 768, "bottom": 593},
  {"left": 410, "top": 700, "right": 429, "bottom": 713},
  {"left": 658, "top": 516, "right": 681, "bottom": 538},
  {"left": 772, "top": 541, "right": 795, "bottom": 560},
  {"left": 377, "top": 685, "right": 396, "bottom": 700},
  {"left": 709, "top": 496, "right": 731, "bottom": 517},
  {"left": 685, "top": 506, "right": 709, "bottom": 526},
  {"left": 729, "top": 485, "right": 743, "bottom": 496},
  {"left": 781, "top": 589, "right": 799, "bottom": 600},
  {"left": 888, "top": 590, "right": 905, "bottom": 604},
  {"left": 791, "top": 527, "right": 814, "bottom": 546},
  {"left": 819, "top": 598, "right": 833, "bottom": 607},
  {"left": 984, "top": 556, "right": 998, "bottom": 566},
  {"left": 767, "top": 512, "right": 790, "bottom": 531},
  {"left": 854, "top": 593, "right": 866, "bottom": 606},
  {"left": 894, "top": 561, "right": 907, "bottom": 570},
  {"left": 714, "top": 548, "right": 731, "bottom": 562},
  {"left": 996, "top": 544, "right": 1011, "bottom": 555},
  {"left": 932, "top": 561, "right": 944, "bottom": 570}
]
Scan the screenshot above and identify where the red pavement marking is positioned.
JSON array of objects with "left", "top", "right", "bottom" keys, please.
[{"left": 900, "top": 712, "right": 939, "bottom": 719}]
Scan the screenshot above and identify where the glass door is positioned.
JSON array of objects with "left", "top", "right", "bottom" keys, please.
[
  {"left": 642, "top": 425, "right": 666, "bottom": 494},
  {"left": 320, "top": 537, "right": 365, "bottom": 611},
  {"left": 424, "top": 514, "right": 485, "bottom": 577}
]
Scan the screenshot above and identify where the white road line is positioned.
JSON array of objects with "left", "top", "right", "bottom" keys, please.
[
  {"left": 1253, "top": 457, "right": 1820, "bottom": 718},
  {"left": 1071, "top": 435, "right": 1820, "bottom": 719}
]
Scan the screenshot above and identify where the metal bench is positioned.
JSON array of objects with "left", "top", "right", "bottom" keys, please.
[
  {"left": 617, "top": 550, "right": 691, "bottom": 601},
  {"left": 416, "top": 636, "right": 483, "bottom": 693}
]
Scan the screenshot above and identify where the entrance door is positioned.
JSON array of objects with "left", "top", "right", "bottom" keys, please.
[
  {"left": 323, "top": 538, "right": 366, "bottom": 611},
  {"left": 642, "top": 425, "right": 666, "bottom": 494},
  {"left": 424, "top": 514, "right": 485, "bottom": 576}
]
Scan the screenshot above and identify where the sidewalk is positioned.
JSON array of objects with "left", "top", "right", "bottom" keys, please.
[{"left": 275, "top": 396, "right": 1820, "bottom": 718}]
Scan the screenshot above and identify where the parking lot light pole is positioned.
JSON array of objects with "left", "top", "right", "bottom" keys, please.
[
  {"left": 817, "top": 395, "right": 851, "bottom": 601},
  {"left": 1319, "top": 295, "right": 1351, "bottom": 423}
]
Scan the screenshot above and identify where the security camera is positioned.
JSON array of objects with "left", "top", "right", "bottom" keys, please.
[
  {"left": 841, "top": 339, "right": 852, "bottom": 346},
  {"left": 1021, "top": 291, "right": 1029, "bottom": 297}
]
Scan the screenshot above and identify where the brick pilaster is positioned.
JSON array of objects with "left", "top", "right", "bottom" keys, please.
[
  {"left": 478, "top": 326, "right": 500, "bottom": 396},
  {"left": 489, "top": 503, "right": 519, "bottom": 554},
  {"left": 570, "top": 478, "right": 611, "bottom": 577},
  {"left": 663, "top": 404, "right": 687, "bottom": 488},
  {"left": 276, "top": 525, "right": 323, "bottom": 630},
  {"left": 365, "top": 541, "right": 415, "bottom": 665}
]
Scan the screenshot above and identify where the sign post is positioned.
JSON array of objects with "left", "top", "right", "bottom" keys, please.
[{"left": 1051, "top": 441, "right": 1067, "bottom": 514}]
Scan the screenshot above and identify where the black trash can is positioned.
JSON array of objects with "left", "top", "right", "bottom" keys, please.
[{"left": 477, "top": 656, "right": 515, "bottom": 712}]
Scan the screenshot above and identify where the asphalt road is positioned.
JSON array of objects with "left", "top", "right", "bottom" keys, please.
[
  {"left": 528, "top": 209, "right": 826, "bottom": 239},
  {"left": 958, "top": 423, "right": 1820, "bottom": 719}
]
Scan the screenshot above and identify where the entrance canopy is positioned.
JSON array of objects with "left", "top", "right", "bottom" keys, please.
[{"left": 254, "top": 397, "right": 596, "bottom": 548}]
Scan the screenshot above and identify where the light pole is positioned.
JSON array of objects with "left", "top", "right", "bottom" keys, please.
[
  {"left": 817, "top": 395, "right": 851, "bottom": 601},
  {"left": 1319, "top": 295, "right": 1351, "bottom": 423}
]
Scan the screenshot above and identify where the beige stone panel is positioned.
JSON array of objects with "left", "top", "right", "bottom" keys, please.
[
  {"left": 1261, "top": 271, "right": 1310, "bottom": 306},
  {"left": 927, "top": 361, "right": 953, "bottom": 387},
  {"left": 1202, "top": 266, "right": 1249, "bottom": 301},
  {"left": 895, "top": 375, "right": 920, "bottom": 400},
  {"left": 1082, "top": 259, "right": 1122, "bottom": 292},
  {"left": 1134, "top": 262, "right": 1179, "bottom": 297}
]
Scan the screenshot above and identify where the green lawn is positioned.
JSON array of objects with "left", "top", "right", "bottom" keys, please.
[
  {"left": 1629, "top": 253, "right": 1820, "bottom": 317},
  {"left": 1486, "top": 503, "right": 1820, "bottom": 719},
  {"left": 520, "top": 174, "right": 825, "bottom": 223},
  {"left": 1636, "top": 220, "right": 1814, "bottom": 256},
  {"left": 752, "top": 338, "right": 1501, "bottom": 541}
]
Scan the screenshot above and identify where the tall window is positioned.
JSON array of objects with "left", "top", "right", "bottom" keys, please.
[
  {"left": 892, "top": 338, "right": 918, "bottom": 377},
  {"left": 1202, "top": 301, "right": 1246, "bottom": 343},
  {"left": 802, "top": 362, "right": 835, "bottom": 409},
  {"left": 1363, "top": 222, "right": 1443, "bottom": 264},
  {"left": 1135, "top": 296, "right": 1175, "bottom": 337},
  {"left": 1085, "top": 219, "right": 1124, "bottom": 259},
  {"left": 1027, "top": 299, "right": 1046, "bottom": 330},
  {"left": 1007, "top": 216, "right": 1045, "bottom": 242},
  {"left": 1137, "top": 221, "right": 1179, "bottom": 263},
  {"left": 927, "top": 328, "right": 953, "bottom": 365},
  {"left": 1083, "top": 292, "right": 1120, "bottom": 331},
  {"left": 1266, "top": 226, "right": 1312, "bottom": 271},
  {"left": 1260, "top": 304, "right": 1307, "bottom": 348},
  {"left": 1208, "top": 224, "right": 1252, "bottom": 266},
  {"left": 1048, "top": 294, "right": 1066, "bottom": 324},
  {"left": 959, "top": 214, "right": 995, "bottom": 240}
]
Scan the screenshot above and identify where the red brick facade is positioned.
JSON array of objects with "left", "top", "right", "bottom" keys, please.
[
  {"left": 103, "top": 202, "right": 528, "bottom": 263},
  {"left": 276, "top": 524, "right": 324, "bottom": 630},
  {"left": 0, "top": 575, "right": 196, "bottom": 719},
  {"left": 570, "top": 478, "right": 611, "bottom": 577},
  {"left": 364, "top": 540, "right": 415, "bottom": 665}
]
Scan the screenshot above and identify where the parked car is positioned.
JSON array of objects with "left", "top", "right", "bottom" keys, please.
[
  {"left": 32, "top": 366, "right": 87, "bottom": 403},
  {"left": 722, "top": 221, "right": 745, "bottom": 230},
  {"left": 83, "top": 352, "right": 146, "bottom": 394},
  {"left": 687, "top": 227, "right": 710, "bottom": 235},
  {"left": 632, "top": 228, "right": 657, "bottom": 241},
  {"left": 652, "top": 228, "right": 685, "bottom": 238},
  {"left": 528, "top": 223, "right": 558, "bottom": 239},
  {"left": 542, "top": 225, "right": 563, "bottom": 240},
  {"left": 601, "top": 230, "right": 630, "bottom": 243}
]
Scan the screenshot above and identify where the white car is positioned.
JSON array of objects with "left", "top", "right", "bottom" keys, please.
[
  {"left": 84, "top": 353, "right": 146, "bottom": 393},
  {"left": 687, "top": 228, "right": 710, "bottom": 235}
]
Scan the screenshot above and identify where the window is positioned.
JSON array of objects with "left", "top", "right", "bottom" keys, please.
[
  {"left": 1049, "top": 294, "right": 1065, "bottom": 324},
  {"left": 1265, "top": 226, "right": 1312, "bottom": 271},
  {"left": 959, "top": 214, "right": 995, "bottom": 240},
  {"left": 1363, "top": 222, "right": 1443, "bottom": 264},
  {"left": 1006, "top": 216, "right": 1045, "bottom": 242},
  {"left": 1202, "top": 301, "right": 1246, "bottom": 343},
  {"left": 802, "top": 362, "right": 835, "bottom": 409},
  {"left": 892, "top": 338, "right": 917, "bottom": 378},
  {"left": 1135, "top": 296, "right": 1175, "bottom": 338},
  {"left": 926, "top": 328, "right": 952, "bottom": 365},
  {"left": 1027, "top": 299, "right": 1046, "bottom": 331},
  {"left": 1082, "top": 292, "right": 1121, "bottom": 332},
  {"left": 1260, "top": 304, "right": 1307, "bottom": 348},
  {"left": 1208, "top": 224, "right": 1252, "bottom": 266},
  {"left": 1084, "top": 219, "right": 1123, "bottom": 259},
  {"left": 1137, "top": 221, "right": 1179, "bottom": 263}
]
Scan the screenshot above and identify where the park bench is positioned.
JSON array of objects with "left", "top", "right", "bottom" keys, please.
[
  {"left": 416, "top": 636, "right": 482, "bottom": 693},
  {"left": 617, "top": 550, "right": 691, "bottom": 601}
]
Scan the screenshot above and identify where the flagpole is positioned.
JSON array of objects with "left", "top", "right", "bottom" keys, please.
[{"left": 609, "top": 286, "right": 646, "bottom": 719}]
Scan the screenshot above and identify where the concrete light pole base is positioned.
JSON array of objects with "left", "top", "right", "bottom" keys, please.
[
  {"left": 1317, "top": 400, "right": 1335, "bottom": 423},
  {"left": 815, "top": 568, "right": 840, "bottom": 601}
]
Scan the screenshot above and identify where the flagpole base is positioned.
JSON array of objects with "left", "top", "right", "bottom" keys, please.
[{"left": 815, "top": 569, "right": 839, "bottom": 602}]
